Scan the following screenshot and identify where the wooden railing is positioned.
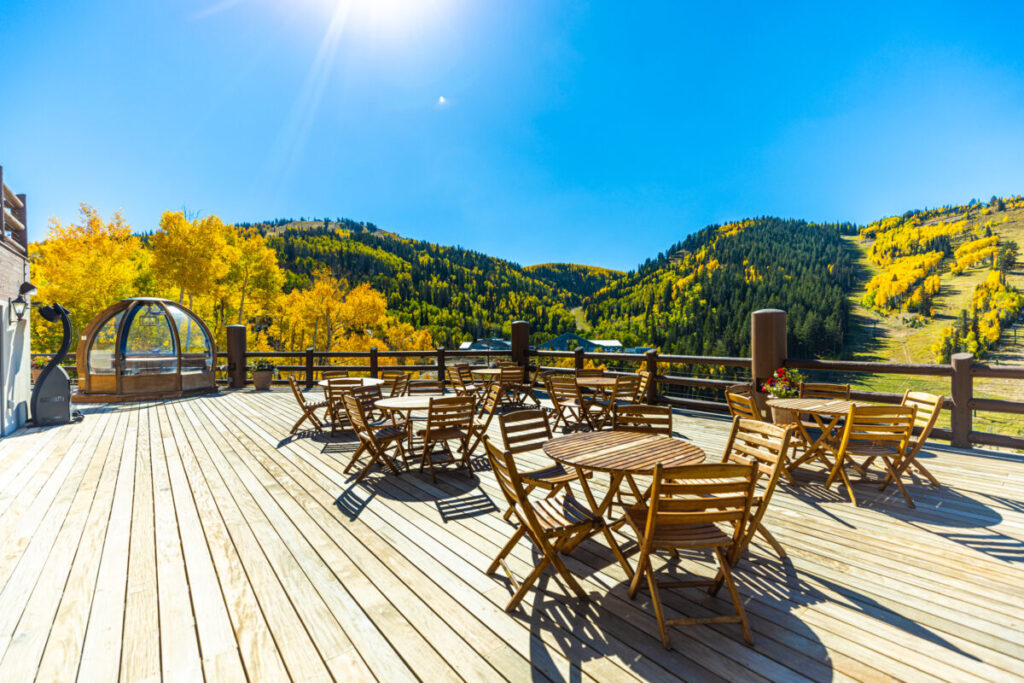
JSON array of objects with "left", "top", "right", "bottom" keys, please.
[
  {"left": 34, "top": 313, "right": 1024, "bottom": 451},
  {"left": 0, "top": 165, "right": 29, "bottom": 252}
]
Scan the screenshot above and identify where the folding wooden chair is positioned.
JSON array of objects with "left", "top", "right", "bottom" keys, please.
[
  {"left": 288, "top": 376, "right": 329, "bottom": 434},
  {"left": 800, "top": 382, "right": 851, "bottom": 400},
  {"left": 720, "top": 418, "right": 794, "bottom": 563},
  {"left": 592, "top": 375, "right": 641, "bottom": 428},
  {"left": 324, "top": 377, "right": 362, "bottom": 436},
  {"left": 624, "top": 462, "right": 758, "bottom": 647},
  {"left": 887, "top": 391, "right": 945, "bottom": 488},
  {"left": 347, "top": 384, "right": 400, "bottom": 427},
  {"left": 417, "top": 396, "right": 476, "bottom": 483},
  {"left": 380, "top": 369, "right": 408, "bottom": 396},
  {"left": 449, "top": 364, "right": 482, "bottom": 400},
  {"left": 342, "top": 393, "right": 409, "bottom": 482},
  {"left": 466, "top": 382, "right": 505, "bottom": 456},
  {"left": 498, "top": 366, "right": 526, "bottom": 407},
  {"left": 635, "top": 370, "right": 652, "bottom": 403},
  {"left": 828, "top": 405, "right": 917, "bottom": 506},
  {"left": 389, "top": 374, "right": 411, "bottom": 397},
  {"left": 496, "top": 410, "right": 587, "bottom": 519},
  {"left": 612, "top": 403, "right": 673, "bottom": 436},
  {"left": 725, "top": 384, "right": 763, "bottom": 421},
  {"left": 511, "top": 366, "right": 543, "bottom": 407},
  {"left": 545, "top": 374, "right": 600, "bottom": 432},
  {"left": 483, "top": 437, "right": 600, "bottom": 612}
]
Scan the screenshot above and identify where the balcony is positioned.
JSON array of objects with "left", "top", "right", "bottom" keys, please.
[{"left": 0, "top": 388, "right": 1019, "bottom": 681}]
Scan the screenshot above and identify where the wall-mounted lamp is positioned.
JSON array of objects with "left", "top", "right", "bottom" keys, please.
[{"left": 9, "top": 281, "right": 36, "bottom": 323}]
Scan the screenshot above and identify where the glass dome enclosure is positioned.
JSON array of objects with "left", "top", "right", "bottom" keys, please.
[{"left": 75, "top": 298, "right": 217, "bottom": 401}]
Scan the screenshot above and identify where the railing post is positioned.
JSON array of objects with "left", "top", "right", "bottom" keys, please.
[
  {"left": 305, "top": 347, "right": 314, "bottom": 389},
  {"left": 951, "top": 352, "right": 973, "bottom": 448},
  {"left": 436, "top": 347, "right": 446, "bottom": 383},
  {"left": 369, "top": 347, "right": 378, "bottom": 378},
  {"left": 645, "top": 349, "right": 659, "bottom": 404},
  {"left": 574, "top": 347, "right": 584, "bottom": 371},
  {"left": 14, "top": 194, "right": 27, "bottom": 250},
  {"left": 750, "top": 309, "right": 787, "bottom": 412},
  {"left": 226, "top": 324, "right": 247, "bottom": 388},
  {"left": 511, "top": 320, "right": 529, "bottom": 368}
]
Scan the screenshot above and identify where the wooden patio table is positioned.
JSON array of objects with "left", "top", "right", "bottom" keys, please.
[
  {"left": 376, "top": 394, "right": 446, "bottom": 452},
  {"left": 766, "top": 397, "right": 871, "bottom": 476},
  {"left": 575, "top": 376, "right": 617, "bottom": 390},
  {"left": 543, "top": 430, "right": 705, "bottom": 578},
  {"left": 316, "top": 377, "right": 386, "bottom": 389}
]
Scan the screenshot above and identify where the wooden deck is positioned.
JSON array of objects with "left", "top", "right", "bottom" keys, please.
[{"left": 0, "top": 388, "right": 1022, "bottom": 682}]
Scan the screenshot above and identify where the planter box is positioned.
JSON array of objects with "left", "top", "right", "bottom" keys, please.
[
  {"left": 770, "top": 406, "right": 798, "bottom": 426},
  {"left": 252, "top": 370, "right": 274, "bottom": 390}
]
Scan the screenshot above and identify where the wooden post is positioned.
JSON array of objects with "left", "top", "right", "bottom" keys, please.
[
  {"left": 14, "top": 194, "right": 27, "bottom": 250},
  {"left": 436, "top": 347, "right": 446, "bottom": 383},
  {"left": 305, "top": 347, "right": 314, "bottom": 389},
  {"left": 510, "top": 320, "right": 529, "bottom": 368},
  {"left": 369, "top": 347, "right": 378, "bottom": 378},
  {"left": 226, "top": 325, "right": 246, "bottom": 388},
  {"left": 573, "top": 347, "right": 584, "bottom": 371},
  {"left": 951, "top": 352, "right": 973, "bottom": 448},
  {"left": 645, "top": 349, "right": 658, "bottom": 404},
  {"left": 750, "top": 309, "right": 787, "bottom": 413}
]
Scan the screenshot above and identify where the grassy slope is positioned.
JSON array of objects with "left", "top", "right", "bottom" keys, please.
[{"left": 844, "top": 208, "right": 1024, "bottom": 435}]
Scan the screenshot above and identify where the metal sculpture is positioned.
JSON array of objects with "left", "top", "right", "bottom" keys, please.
[{"left": 30, "top": 303, "right": 82, "bottom": 425}]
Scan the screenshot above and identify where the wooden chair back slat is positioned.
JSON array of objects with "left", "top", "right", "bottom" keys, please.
[
  {"left": 635, "top": 370, "right": 651, "bottom": 403},
  {"left": 498, "top": 410, "right": 552, "bottom": 454},
  {"left": 408, "top": 380, "right": 445, "bottom": 395},
  {"left": 610, "top": 375, "right": 640, "bottom": 402},
  {"left": 903, "top": 391, "right": 943, "bottom": 432},
  {"left": 576, "top": 368, "right": 604, "bottom": 378},
  {"left": 390, "top": 374, "right": 410, "bottom": 397},
  {"left": 612, "top": 404, "right": 673, "bottom": 435},
  {"left": 646, "top": 462, "right": 756, "bottom": 539},
  {"left": 424, "top": 396, "right": 476, "bottom": 432},
  {"left": 800, "top": 382, "right": 851, "bottom": 400},
  {"left": 725, "top": 386, "right": 763, "bottom": 422},
  {"left": 322, "top": 369, "right": 349, "bottom": 379}
]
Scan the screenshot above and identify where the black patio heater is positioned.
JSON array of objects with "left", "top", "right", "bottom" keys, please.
[{"left": 30, "top": 303, "right": 82, "bottom": 426}]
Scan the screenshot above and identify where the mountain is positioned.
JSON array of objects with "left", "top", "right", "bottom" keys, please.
[
  {"left": 242, "top": 218, "right": 580, "bottom": 348},
  {"left": 523, "top": 263, "right": 624, "bottom": 306},
  {"left": 582, "top": 218, "right": 857, "bottom": 359}
]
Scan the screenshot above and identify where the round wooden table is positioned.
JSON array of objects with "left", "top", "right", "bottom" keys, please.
[
  {"left": 544, "top": 431, "right": 705, "bottom": 578},
  {"left": 469, "top": 368, "right": 502, "bottom": 379},
  {"left": 575, "top": 376, "right": 618, "bottom": 390},
  {"left": 375, "top": 394, "right": 445, "bottom": 412},
  {"left": 766, "top": 397, "right": 869, "bottom": 476},
  {"left": 316, "top": 377, "right": 386, "bottom": 388}
]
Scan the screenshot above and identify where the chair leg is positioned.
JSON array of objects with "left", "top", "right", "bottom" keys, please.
[
  {"left": 548, "top": 551, "right": 588, "bottom": 600},
  {"left": 756, "top": 523, "right": 787, "bottom": 559},
  {"left": 715, "top": 547, "right": 752, "bottom": 645},
  {"left": 343, "top": 443, "right": 368, "bottom": 474},
  {"left": 505, "top": 555, "right": 551, "bottom": 612},
  {"left": 289, "top": 414, "right": 308, "bottom": 435},
  {"left": 487, "top": 526, "right": 526, "bottom": 575},
  {"left": 647, "top": 560, "right": 670, "bottom": 649},
  {"left": 881, "top": 456, "right": 915, "bottom": 508},
  {"left": 629, "top": 554, "right": 651, "bottom": 599}
]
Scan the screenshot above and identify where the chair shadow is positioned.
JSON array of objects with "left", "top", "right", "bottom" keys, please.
[
  {"left": 334, "top": 480, "right": 378, "bottom": 521},
  {"left": 435, "top": 490, "right": 499, "bottom": 522}
]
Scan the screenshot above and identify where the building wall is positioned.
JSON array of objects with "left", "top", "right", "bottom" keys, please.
[{"left": 0, "top": 242, "right": 31, "bottom": 435}]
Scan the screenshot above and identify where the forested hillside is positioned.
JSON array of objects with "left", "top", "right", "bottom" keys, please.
[
  {"left": 583, "top": 218, "right": 856, "bottom": 358},
  {"left": 251, "top": 220, "right": 578, "bottom": 347},
  {"left": 523, "top": 263, "right": 624, "bottom": 305}
]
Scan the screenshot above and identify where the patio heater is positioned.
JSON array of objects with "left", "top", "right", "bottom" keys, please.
[{"left": 30, "top": 303, "right": 83, "bottom": 426}]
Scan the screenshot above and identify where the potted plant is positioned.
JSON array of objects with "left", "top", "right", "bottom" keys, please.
[
  {"left": 761, "top": 367, "right": 804, "bottom": 424},
  {"left": 32, "top": 356, "right": 49, "bottom": 383},
  {"left": 251, "top": 359, "right": 276, "bottom": 390}
]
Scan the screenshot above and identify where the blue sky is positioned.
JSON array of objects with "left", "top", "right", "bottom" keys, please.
[{"left": 5, "top": 0, "right": 1024, "bottom": 270}]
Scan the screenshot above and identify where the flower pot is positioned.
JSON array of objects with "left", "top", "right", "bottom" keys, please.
[
  {"left": 771, "top": 406, "right": 798, "bottom": 425},
  {"left": 252, "top": 370, "right": 273, "bottom": 390}
]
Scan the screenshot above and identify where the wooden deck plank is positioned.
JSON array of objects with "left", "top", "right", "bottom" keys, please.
[{"left": 1, "top": 388, "right": 1022, "bottom": 682}]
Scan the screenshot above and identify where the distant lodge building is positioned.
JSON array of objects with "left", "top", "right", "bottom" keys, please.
[{"left": 458, "top": 333, "right": 652, "bottom": 355}]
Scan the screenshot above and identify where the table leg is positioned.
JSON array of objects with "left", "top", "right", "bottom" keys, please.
[{"left": 570, "top": 467, "right": 634, "bottom": 578}]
